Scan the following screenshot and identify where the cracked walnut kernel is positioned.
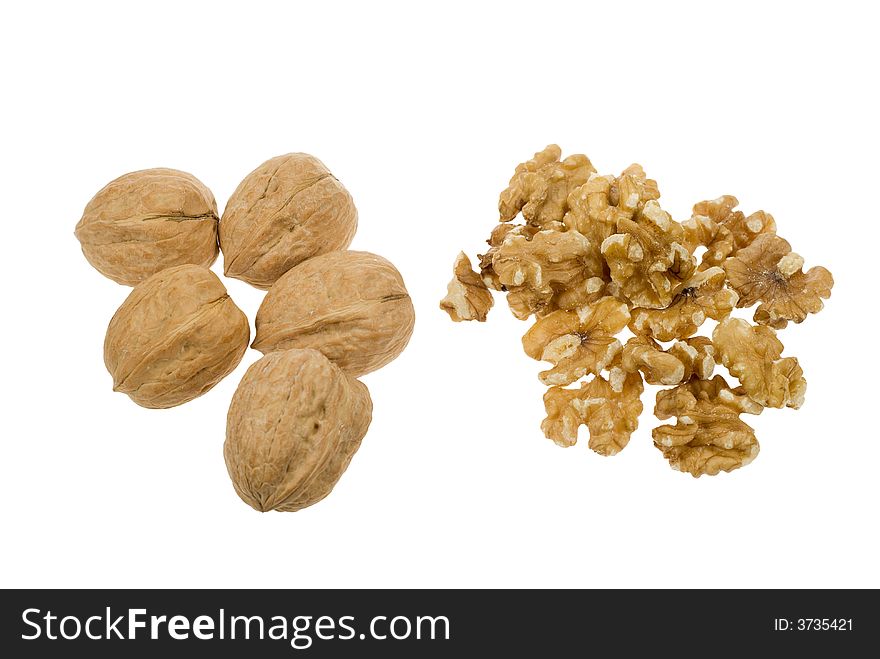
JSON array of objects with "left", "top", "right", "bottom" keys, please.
[
  {"left": 440, "top": 252, "right": 494, "bottom": 322},
  {"left": 491, "top": 227, "right": 604, "bottom": 320},
  {"left": 653, "top": 375, "right": 763, "bottom": 477},
  {"left": 601, "top": 200, "right": 695, "bottom": 309},
  {"left": 682, "top": 196, "right": 776, "bottom": 270},
  {"left": 562, "top": 164, "right": 660, "bottom": 249},
  {"left": 442, "top": 145, "right": 834, "bottom": 478},
  {"left": 667, "top": 337, "right": 716, "bottom": 382},
  {"left": 498, "top": 145, "right": 595, "bottom": 226},
  {"left": 541, "top": 371, "right": 644, "bottom": 455},
  {"left": 620, "top": 335, "right": 688, "bottom": 386},
  {"left": 522, "top": 296, "right": 629, "bottom": 386},
  {"left": 477, "top": 222, "right": 521, "bottom": 291},
  {"left": 628, "top": 266, "right": 738, "bottom": 341},
  {"left": 619, "top": 335, "right": 716, "bottom": 386},
  {"left": 550, "top": 274, "right": 608, "bottom": 314},
  {"left": 712, "top": 318, "right": 806, "bottom": 409},
  {"left": 723, "top": 233, "right": 833, "bottom": 329},
  {"left": 682, "top": 195, "right": 740, "bottom": 260}
]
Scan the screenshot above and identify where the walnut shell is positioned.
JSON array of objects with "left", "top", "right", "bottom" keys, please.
[
  {"left": 75, "top": 168, "right": 219, "bottom": 286},
  {"left": 220, "top": 153, "right": 358, "bottom": 289},
  {"left": 104, "top": 264, "right": 249, "bottom": 409},
  {"left": 224, "top": 349, "right": 373, "bottom": 512},
  {"left": 252, "top": 250, "right": 415, "bottom": 376}
]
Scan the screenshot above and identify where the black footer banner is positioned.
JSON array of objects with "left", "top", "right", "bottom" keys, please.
[{"left": 0, "top": 589, "right": 873, "bottom": 656}]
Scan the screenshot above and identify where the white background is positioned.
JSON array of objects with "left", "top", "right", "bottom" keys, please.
[{"left": 1, "top": 0, "right": 877, "bottom": 589}]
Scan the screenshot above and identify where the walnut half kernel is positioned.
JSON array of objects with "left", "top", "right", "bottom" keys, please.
[
  {"left": 522, "top": 297, "right": 629, "bottom": 386},
  {"left": 628, "top": 266, "right": 738, "bottom": 342},
  {"left": 619, "top": 335, "right": 715, "bottom": 386},
  {"left": 442, "top": 145, "right": 834, "bottom": 477},
  {"left": 653, "top": 376, "right": 763, "bottom": 477},
  {"left": 498, "top": 144, "right": 595, "bottom": 226},
  {"left": 601, "top": 200, "right": 695, "bottom": 309},
  {"left": 712, "top": 318, "right": 806, "bottom": 409},
  {"left": 542, "top": 371, "right": 644, "bottom": 455},
  {"left": 724, "top": 234, "right": 833, "bottom": 329},
  {"left": 682, "top": 195, "right": 777, "bottom": 270},
  {"left": 497, "top": 228, "right": 604, "bottom": 320}
]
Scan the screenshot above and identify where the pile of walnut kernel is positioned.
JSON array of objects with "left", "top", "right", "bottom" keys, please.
[{"left": 440, "top": 145, "right": 833, "bottom": 477}]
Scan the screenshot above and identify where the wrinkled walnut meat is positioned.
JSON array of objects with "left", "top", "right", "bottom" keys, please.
[
  {"left": 563, "top": 165, "right": 660, "bottom": 250},
  {"left": 629, "top": 266, "right": 738, "bottom": 341},
  {"left": 492, "top": 227, "right": 605, "bottom": 319},
  {"left": 723, "top": 234, "right": 833, "bottom": 329},
  {"left": 441, "top": 144, "right": 834, "bottom": 477},
  {"left": 440, "top": 252, "right": 494, "bottom": 322},
  {"left": 499, "top": 145, "right": 595, "bottom": 226},
  {"left": 542, "top": 372, "right": 643, "bottom": 454},
  {"left": 601, "top": 200, "right": 695, "bottom": 309},
  {"left": 619, "top": 335, "right": 715, "bottom": 386},
  {"left": 712, "top": 318, "right": 806, "bottom": 409},
  {"left": 653, "top": 375, "right": 762, "bottom": 477},
  {"left": 682, "top": 196, "right": 776, "bottom": 270},
  {"left": 522, "top": 297, "right": 629, "bottom": 386}
]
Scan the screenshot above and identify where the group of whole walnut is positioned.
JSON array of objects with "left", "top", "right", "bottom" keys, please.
[
  {"left": 441, "top": 145, "right": 833, "bottom": 477},
  {"left": 75, "top": 154, "right": 414, "bottom": 511}
]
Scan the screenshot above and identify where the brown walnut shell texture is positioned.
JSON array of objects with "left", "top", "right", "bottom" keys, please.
[
  {"left": 75, "top": 168, "right": 219, "bottom": 286},
  {"left": 253, "top": 250, "right": 415, "bottom": 377},
  {"left": 224, "top": 349, "right": 373, "bottom": 513},
  {"left": 104, "top": 265, "right": 249, "bottom": 409},
  {"left": 220, "top": 153, "right": 358, "bottom": 289}
]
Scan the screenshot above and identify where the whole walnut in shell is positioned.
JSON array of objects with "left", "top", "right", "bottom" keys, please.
[
  {"left": 253, "top": 250, "right": 415, "bottom": 377},
  {"left": 104, "top": 264, "right": 249, "bottom": 408},
  {"left": 75, "top": 168, "right": 219, "bottom": 286},
  {"left": 224, "top": 349, "right": 373, "bottom": 513},
  {"left": 220, "top": 153, "right": 358, "bottom": 289}
]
